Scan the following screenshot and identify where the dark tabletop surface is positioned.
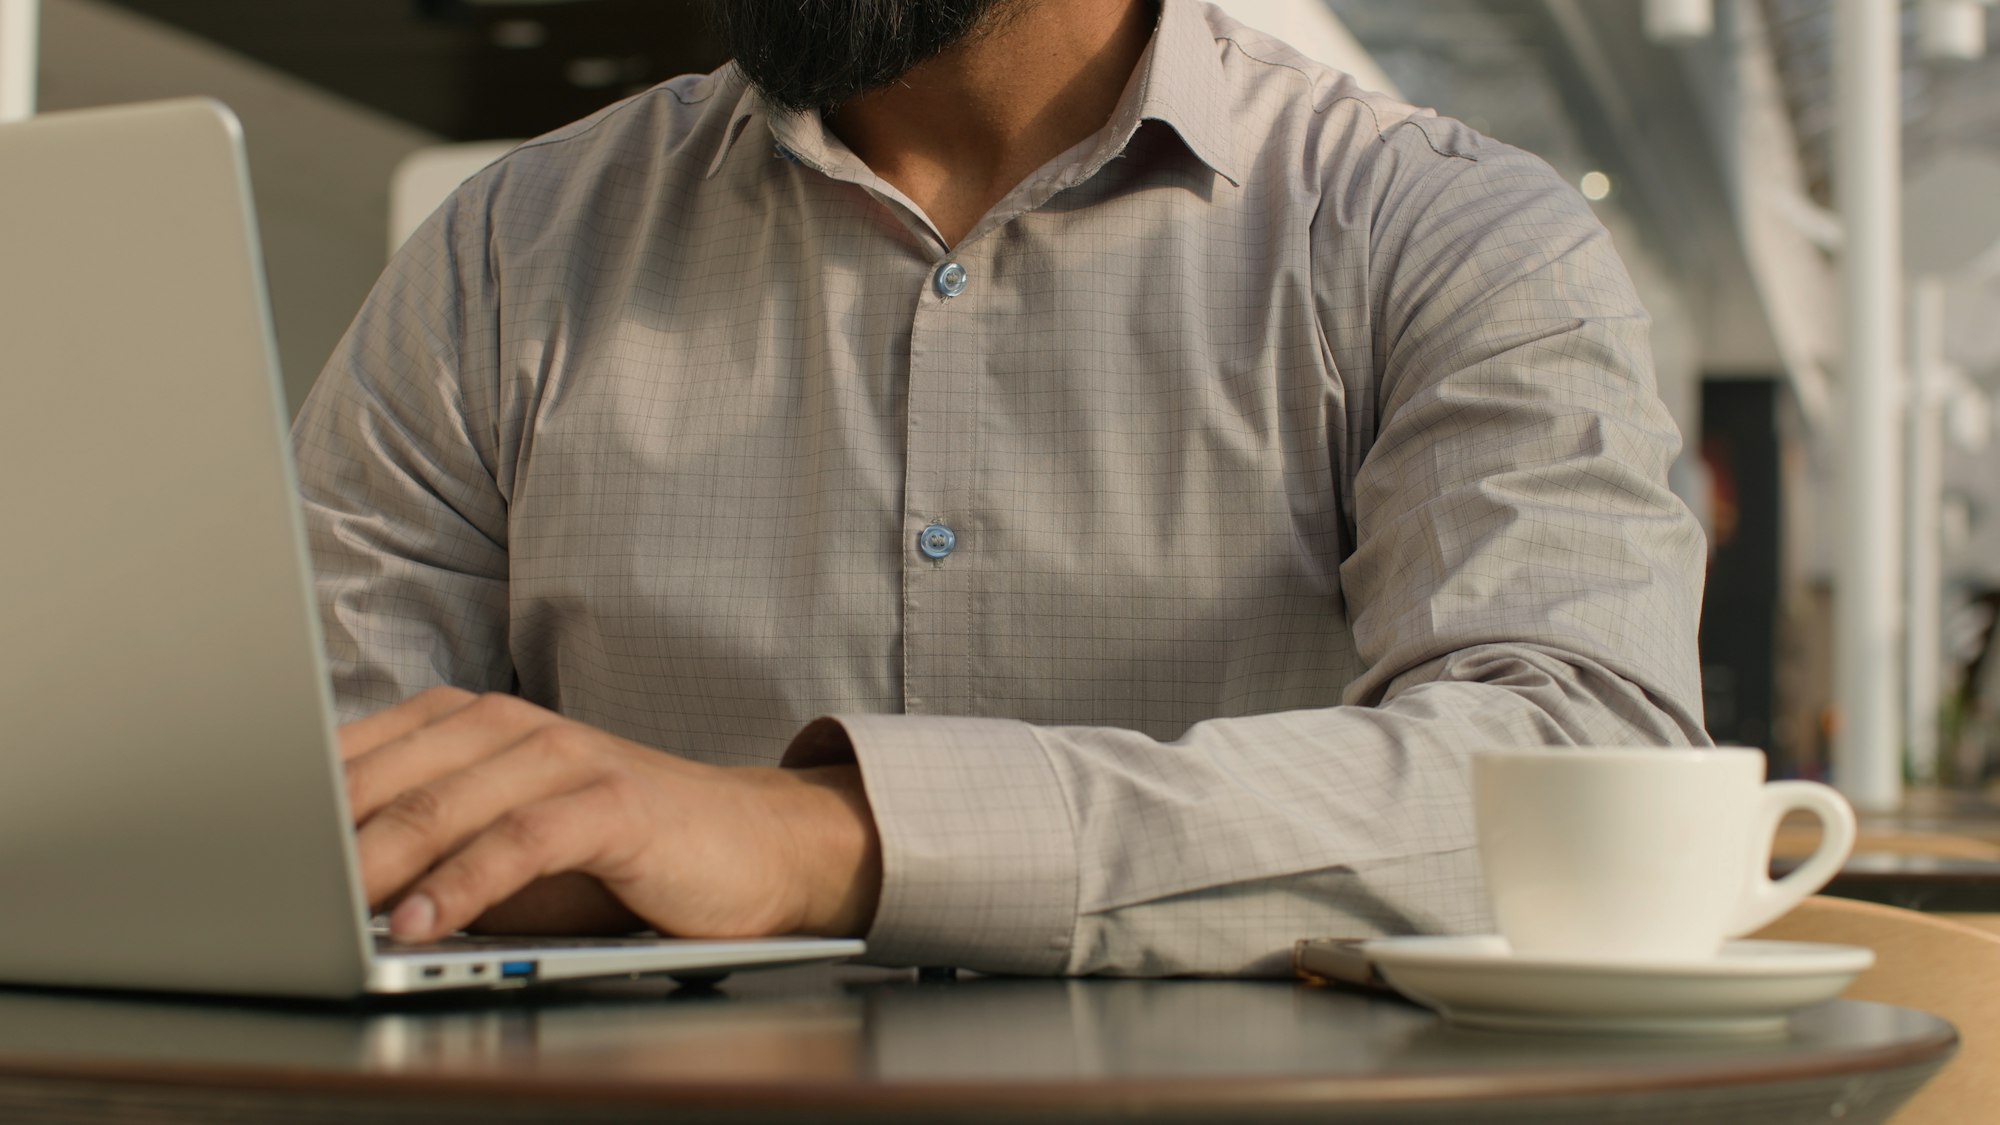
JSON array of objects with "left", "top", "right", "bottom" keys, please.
[
  {"left": 0, "top": 963, "right": 1957, "bottom": 1124},
  {"left": 1777, "top": 853, "right": 2000, "bottom": 911}
]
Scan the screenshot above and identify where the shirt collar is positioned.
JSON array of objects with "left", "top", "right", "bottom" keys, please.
[
  {"left": 1119, "top": 0, "right": 1244, "bottom": 186},
  {"left": 705, "top": 70, "right": 877, "bottom": 182},
  {"left": 705, "top": 0, "right": 1243, "bottom": 187}
]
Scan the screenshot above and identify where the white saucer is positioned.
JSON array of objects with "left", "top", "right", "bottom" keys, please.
[{"left": 1361, "top": 936, "right": 1875, "bottom": 1036}]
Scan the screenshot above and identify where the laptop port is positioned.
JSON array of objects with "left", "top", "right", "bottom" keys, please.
[
  {"left": 421, "top": 966, "right": 444, "bottom": 980},
  {"left": 500, "top": 961, "right": 536, "bottom": 980}
]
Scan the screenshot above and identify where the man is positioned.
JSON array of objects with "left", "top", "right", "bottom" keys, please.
[{"left": 293, "top": 0, "right": 1707, "bottom": 977}]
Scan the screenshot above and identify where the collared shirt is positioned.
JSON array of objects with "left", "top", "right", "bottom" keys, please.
[{"left": 292, "top": 0, "right": 1708, "bottom": 976}]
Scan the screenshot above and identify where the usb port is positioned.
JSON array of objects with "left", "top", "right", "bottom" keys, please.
[
  {"left": 421, "top": 966, "right": 444, "bottom": 979},
  {"left": 500, "top": 961, "right": 536, "bottom": 980}
]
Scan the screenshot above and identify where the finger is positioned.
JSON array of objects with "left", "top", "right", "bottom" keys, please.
[
  {"left": 386, "top": 786, "right": 626, "bottom": 944},
  {"left": 355, "top": 724, "right": 601, "bottom": 908},
  {"left": 335, "top": 685, "right": 479, "bottom": 762},
  {"left": 346, "top": 693, "right": 562, "bottom": 824}
]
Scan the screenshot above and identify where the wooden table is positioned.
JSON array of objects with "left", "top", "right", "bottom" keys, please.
[{"left": 0, "top": 965, "right": 1955, "bottom": 1124}]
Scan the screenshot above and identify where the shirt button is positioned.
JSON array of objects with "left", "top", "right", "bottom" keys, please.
[
  {"left": 933, "top": 261, "right": 969, "bottom": 299},
  {"left": 918, "top": 523, "right": 957, "bottom": 560}
]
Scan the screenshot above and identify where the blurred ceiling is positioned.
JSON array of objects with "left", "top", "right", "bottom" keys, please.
[
  {"left": 1760, "top": 0, "right": 2000, "bottom": 205},
  {"left": 97, "top": 0, "right": 726, "bottom": 139},
  {"left": 1326, "top": 0, "right": 1735, "bottom": 299},
  {"left": 95, "top": 0, "right": 2000, "bottom": 365},
  {"left": 96, "top": 0, "right": 2000, "bottom": 189}
]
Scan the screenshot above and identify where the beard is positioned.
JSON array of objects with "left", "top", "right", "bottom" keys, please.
[{"left": 703, "top": 0, "right": 1016, "bottom": 113}]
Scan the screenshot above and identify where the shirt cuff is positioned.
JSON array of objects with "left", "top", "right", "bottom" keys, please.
[{"left": 782, "top": 714, "right": 1079, "bottom": 974}]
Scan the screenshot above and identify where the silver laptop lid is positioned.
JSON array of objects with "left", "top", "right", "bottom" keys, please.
[{"left": 0, "top": 99, "right": 374, "bottom": 997}]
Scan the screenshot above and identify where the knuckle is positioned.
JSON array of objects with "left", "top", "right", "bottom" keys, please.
[
  {"left": 467, "top": 691, "right": 523, "bottom": 722},
  {"left": 413, "top": 684, "right": 474, "bottom": 708},
  {"left": 524, "top": 722, "right": 591, "bottom": 766},
  {"left": 594, "top": 768, "right": 649, "bottom": 816},
  {"left": 467, "top": 692, "right": 561, "bottom": 737},
  {"left": 495, "top": 807, "right": 559, "bottom": 857},
  {"left": 376, "top": 785, "right": 448, "bottom": 837}
]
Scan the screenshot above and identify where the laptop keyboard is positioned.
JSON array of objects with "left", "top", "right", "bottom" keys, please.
[{"left": 371, "top": 925, "right": 676, "bottom": 955}]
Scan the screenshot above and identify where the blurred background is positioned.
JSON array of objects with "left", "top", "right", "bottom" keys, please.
[{"left": 9, "top": 0, "right": 2000, "bottom": 809}]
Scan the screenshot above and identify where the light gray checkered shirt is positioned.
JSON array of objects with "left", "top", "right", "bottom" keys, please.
[{"left": 292, "top": 0, "right": 1708, "bottom": 977}]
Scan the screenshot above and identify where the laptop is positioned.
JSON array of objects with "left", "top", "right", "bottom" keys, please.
[{"left": 0, "top": 99, "right": 865, "bottom": 998}]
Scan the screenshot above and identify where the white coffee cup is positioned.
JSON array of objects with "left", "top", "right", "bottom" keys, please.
[{"left": 1472, "top": 747, "right": 1856, "bottom": 963}]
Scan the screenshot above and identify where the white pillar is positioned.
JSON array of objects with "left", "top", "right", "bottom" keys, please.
[
  {"left": 1919, "top": 0, "right": 1988, "bottom": 61},
  {"left": 1833, "top": 0, "right": 1905, "bottom": 811},
  {"left": 1646, "top": 0, "right": 1715, "bottom": 41},
  {"left": 0, "top": 0, "right": 36, "bottom": 124},
  {"left": 1906, "top": 279, "right": 1948, "bottom": 785}
]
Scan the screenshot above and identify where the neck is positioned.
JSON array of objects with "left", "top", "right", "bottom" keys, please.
[{"left": 827, "top": 0, "right": 1156, "bottom": 247}]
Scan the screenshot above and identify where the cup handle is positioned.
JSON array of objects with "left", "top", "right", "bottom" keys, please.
[{"left": 1728, "top": 780, "right": 1858, "bottom": 937}]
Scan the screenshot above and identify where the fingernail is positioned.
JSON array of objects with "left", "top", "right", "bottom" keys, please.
[{"left": 390, "top": 893, "right": 436, "bottom": 942}]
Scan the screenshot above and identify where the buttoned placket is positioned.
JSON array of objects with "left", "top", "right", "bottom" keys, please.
[
  {"left": 775, "top": 118, "right": 1106, "bottom": 720},
  {"left": 901, "top": 237, "right": 984, "bottom": 718},
  {"left": 758, "top": 115, "right": 1013, "bottom": 721},
  {"left": 888, "top": 165, "right": 1117, "bottom": 720}
]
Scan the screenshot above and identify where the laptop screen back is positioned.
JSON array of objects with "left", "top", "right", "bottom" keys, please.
[{"left": 0, "top": 99, "right": 373, "bottom": 997}]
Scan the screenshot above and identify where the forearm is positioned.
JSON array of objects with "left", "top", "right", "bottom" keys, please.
[
  {"left": 791, "top": 641, "right": 1701, "bottom": 978},
  {"left": 1057, "top": 645, "right": 1704, "bottom": 976}
]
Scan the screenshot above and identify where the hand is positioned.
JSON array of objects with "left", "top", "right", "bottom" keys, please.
[{"left": 338, "top": 687, "right": 882, "bottom": 945}]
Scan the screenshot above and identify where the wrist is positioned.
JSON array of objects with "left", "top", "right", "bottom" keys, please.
[{"left": 777, "top": 763, "right": 883, "bottom": 938}]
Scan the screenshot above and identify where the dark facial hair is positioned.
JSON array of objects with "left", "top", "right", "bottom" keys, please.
[{"left": 703, "top": 0, "right": 1014, "bottom": 114}]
